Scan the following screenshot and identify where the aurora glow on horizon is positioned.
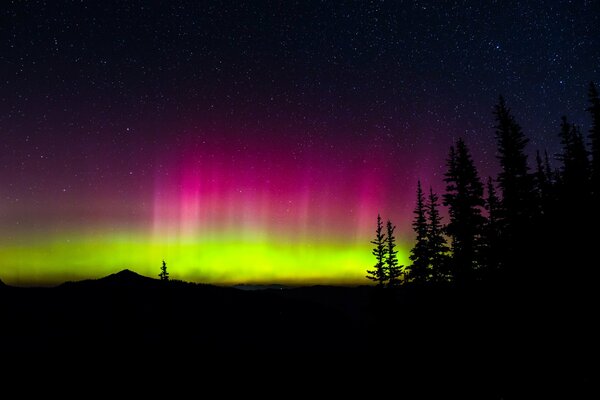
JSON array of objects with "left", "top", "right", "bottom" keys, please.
[
  {"left": 1, "top": 2, "right": 597, "bottom": 285},
  {"left": 1, "top": 130, "right": 416, "bottom": 285}
]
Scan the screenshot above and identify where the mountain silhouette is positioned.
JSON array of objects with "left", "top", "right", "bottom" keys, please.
[
  {"left": 59, "top": 268, "right": 158, "bottom": 289},
  {"left": 98, "top": 269, "right": 156, "bottom": 285}
]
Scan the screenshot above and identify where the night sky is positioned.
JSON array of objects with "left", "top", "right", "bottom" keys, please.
[{"left": 1, "top": 1, "right": 598, "bottom": 285}]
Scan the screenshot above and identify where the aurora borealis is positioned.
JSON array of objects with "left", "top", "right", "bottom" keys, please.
[
  {"left": 1, "top": 1, "right": 598, "bottom": 285},
  {"left": 2, "top": 125, "right": 417, "bottom": 285}
]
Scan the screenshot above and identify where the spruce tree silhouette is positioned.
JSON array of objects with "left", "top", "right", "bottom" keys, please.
[
  {"left": 539, "top": 150, "right": 558, "bottom": 216},
  {"left": 494, "top": 97, "right": 534, "bottom": 219},
  {"left": 443, "top": 138, "right": 485, "bottom": 284},
  {"left": 558, "top": 116, "right": 590, "bottom": 199},
  {"left": 425, "top": 187, "right": 449, "bottom": 282},
  {"left": 366, "top": 214, "right": 388, "bottom": 287},
  {"left": 482, "top": 177, "right": 502, "bottom": 278},
  {"left": 555, "top": 115, "right": 593, "bottom": 285},
  {"left": 493, "top": 96, "right": 536, "bottom": 282},
  {"left": 159, "top": 260, "right": 169, "bottom": 281},
  {"left": 543, "top": 150, "right": 554, "bottom": 186},
  {"left": 534, "top": 150, "right": 553, "bottom": 215},
  {"left": 570, "top": 125, "right": 590, "bottom": 191},
  {"left": 385, "top": 220, "right": 403, "bottom": 287},
  {"left": 409, "top": 181, "right": 429, "bottom": 283},
  {"left": 587, "top": 82, "right": 600, "bottom": 197}
]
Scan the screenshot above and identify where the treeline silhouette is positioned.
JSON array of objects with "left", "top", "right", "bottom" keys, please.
[
  {"left": 369, "top": 82, "right": 600, "bottom": 290},
  {"left": 359, "top": 84, "right": 598, "bottom": 392}
]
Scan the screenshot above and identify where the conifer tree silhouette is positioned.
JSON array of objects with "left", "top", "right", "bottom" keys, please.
[
  {"left": 544, "top": 150, "right": 553, "bottom": 185},
  {"left": 493, "top": 96, "right": 537, "bottom": 283},
  {"left": 587, "top": 82, "right": 600, "bottom": 197},
  {"left": 443, "top": 139, "right": 485, "bottom": 284},
  {"left": 425, "top": 187, "right": 449, "bottom": 282},
  {"left": 535, "top": 151, "right": 547, "bottom": 205},
  {"left": 494, "top": 96, "right": 535, "bottom": 237},
  {"left": 482, "top": 177, "right": 502, "bottom": 276},
  {"left": 534, "top": 150, "right": 557, "bottom": 216},
  {"left": 367, "top": 214, "right": 388, "bottom": 287},
  {"left": 385, "top": 220, "right": 403, "bottom": 287},
  {"left": 159, "top": 260, "right": 169, "bottom": 281},
  {"left": 409, "top": 181, "right": 429, "bottom": 283},
  {"left": 557, "top": 117, "right": 590, "bottom": 204}
]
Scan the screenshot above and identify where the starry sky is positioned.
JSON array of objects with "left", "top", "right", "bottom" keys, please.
[{"left": 1, "top": 1, "right": 598, "bottom": 285}]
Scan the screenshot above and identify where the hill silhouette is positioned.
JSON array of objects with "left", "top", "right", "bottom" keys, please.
[
  {"left": 1, "top": 270, "right": 357, "bottom": 353},
  {"left": 59, "top": 268, "right": 158, "bottom": 289},
  {"left": 98, "top": 268, "right": 155, "bottom": 284}
]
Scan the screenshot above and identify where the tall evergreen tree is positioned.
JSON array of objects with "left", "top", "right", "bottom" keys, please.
[
  {"left": 558, "top": 116, "right": 573, "bottom": 165},
  {"left": 485, "top": 177, "right": 500, "bottom": 229},
  {"left": 425, "top": 187, "right": 449, "bottom": 282},
  {"left": 385, "top": 220, "right": 403, "bottom": 287},
  {"left": 367, "top": 214, "right": 388, "bottom": 287},
  {"left": 557, "top": 117, "right": 590, "bottom": 200},
  {"left": 443, "top": 138, "right": 485, "bottom": 283},
  {"left": 494, "top": 96, "right": 534, "bottom": 229},
  {"left": 572, "top": 125, "right": 590, "bottom": 171},
  {"left": 535, "top": 151, "right": 548, "bottom": 207},
  {"left": 159, "top": 260, "right": 169, "bottom": 281},
  {"left": 482, "top": 177, "right": 502, "bottom": 276},
  {"left": 408, "top": 181, "right": 429, "bottom": 283},
  {"left": 534, "top": 150, "right": 558, "bottom": 217},
  {"left": 493, "top": 96, "right": 536, "bottom": 280},
  {"left": 587, "top": 82, "right": 600, "bottom": 196},
  {"left": 544, "top": 150, "right": 553, "bottom": 185}
]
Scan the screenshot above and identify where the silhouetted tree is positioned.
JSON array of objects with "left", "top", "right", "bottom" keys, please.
[
  {"left": 553, "top": 116, "right": 593, "bottom": 285},
  {"left": 557, "top": 117, "right": 590, "bottom": 203},
  {"left": 493, "top": 96, "right": 537, "bottom": 283},
  {"left": 535, "top": 151, "right": 548, "bottom": 211},
  {"left": 544, "top": 150, "right": 553, "bottom": 185},
  {"left": 385, "top": 220, "right": 403, "bottom": 287},
  {"left": 443, "top": 139, "right": 485, "bottom": 283},
  {"left": 408, "top": 181, "right": 429, "bottom": 283},
  {"left": 482, "top": 177, "right": 502, "bottom": 276},
  {"left": 367, "top": 214, "right": 387, "bottom": 287},
  {"left": 534, "top": 149, "right": 561, "bottom": 219},
  {"left": 558, "top": 116, "right": 573, "bottom": 164},
  {"left": 570, "top": 125, "right": 591, "bottom": 199},
  {"left": 494, "top": 96, "right": 535, "bottom": 230},
  {"left": 425, "top": 187, "right": 449, "bottom": 282},
  {"left": 587, "top": 82, "right": 600, "bottom": 196},
  {"left": 485, "top": 177, "right": 500, "bottom": 228},
  {"left": 159, "top": 260, "right": 169, "bottom": 281}
]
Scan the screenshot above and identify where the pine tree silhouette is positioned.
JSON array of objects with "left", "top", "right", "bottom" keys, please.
[
  {"left": 482, "top": 177, "right": 502, "bottom": 277},
  {"left": 557, "top": 117, "right": 590, "bottom": 203},
  {"left": 535, "top": 150, "right": 548, "bottom": 212},
  {"left": 367, "top": 214, "right": 388, "bottom": 287},
  {"left": 408, "top": 181, "right": 429, "bottom": 283},
  {"left": 544, "top": 150, "right": 553, "bottom": 185},
  {"left": 558, "top": 116, "right": 573, "bottom": 164},
  {"left": 159, "top": 260, "right": 169, "bottom": 281},
  {"left": 587, "top": 82, "right": 600, "bottom": 197},
  {"left": 425, "top": 187, "right": 449, "bottom": 282},
  {"left": 494, "top": 96, "right": 535, "bottom": 230},
  {"left": 443, "top": 138, "right": 485, "bottom": 284},
  {"left": 570, "top": 125, "right": 591, "bottom": 200},
  {"left": 554, "top": 115, "right": 592, "bottom": 284},
  {"left": 493, "top": 96, "right": 536, "bottom": 282},
  {"left": 385, "top": 220, "right": 403, "bottom": 287}
]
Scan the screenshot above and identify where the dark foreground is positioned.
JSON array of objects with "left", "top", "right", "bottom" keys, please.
[{"left": 0, "top": 270, "right": 595, "bottom": 394}]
